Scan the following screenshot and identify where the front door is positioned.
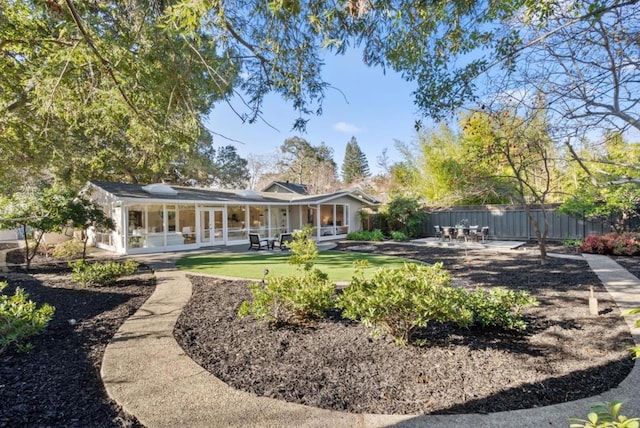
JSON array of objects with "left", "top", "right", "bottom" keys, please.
[{"left": 199, "top": 209, "right": 224, "bottom": 245}]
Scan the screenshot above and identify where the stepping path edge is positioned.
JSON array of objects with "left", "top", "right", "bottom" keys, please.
[{"left": 101, "top": 254, "right": 640, "bottom": 428}]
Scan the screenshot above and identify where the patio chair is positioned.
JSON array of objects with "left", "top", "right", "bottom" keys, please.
[
  {"left": 278, "top": 233, "right": 294, "bottom": 250},
  {"left": 248, "top": 233, "right": 269, "bottom": 250},
  {"left": 434, "top": 225, "right": 442, "bottom": 239},
  {"left": 442, "top": 226, "right": 454, "bottom": 241},
  {"left": 457, "top": 227, "right": 470, "bottom": 242},
  {"left": 469, "top": 225, "right": 479, "bottom": 241},
  {"left": 479, "top": 226, "right": 489, "bottom": 242}
]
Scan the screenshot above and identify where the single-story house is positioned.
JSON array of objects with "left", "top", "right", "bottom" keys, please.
[{"left": 83, "top": 180, "right": 380, "bottom": 255}]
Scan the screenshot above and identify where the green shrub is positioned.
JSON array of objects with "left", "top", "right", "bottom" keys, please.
[
  {"left": 570, "top": 401, "right": 639, "bottom": 428},
  {"left": 390, "top": 230, "right": 409, "bottom": 241},
  {"left": 239, "top": 227, "right": 335, "bottom": 325},
  {"left": 346, "top": 229, "right": 385, "bottom": 241},
  {"left": 51, "top": 239, "right": 84, "bottom": 260},
  {"left": 626, "top": 308, "right": 640, "bottom": 359},
  {"left": 338, "top": 262, "right": 472, "bottom": 345},
  {"left": 287, "top": 226, "right": 318, "bottom": 271},
  {"left": 465, "top": 287, "right": 538, "bottom": 331},
  {"left": 0, "top": 281, "right": 55, "bottom": 354},
  {"left": 563, "top": 238, "right": 583, "bottom": 249},
  {"left": 338, "top": 262, "right": 538, "bottom": 344},
  {"left": 238, "top": 268, "right": 335, "bottom": 325},
  {"left": 69, "top": 259, "right": 139, "bottom": 287}
]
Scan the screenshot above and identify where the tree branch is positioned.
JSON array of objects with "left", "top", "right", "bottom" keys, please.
[
  {"left": 62, "top": 0, "right": 140, "bottom": 117},
  {"left": 564, "top": 140, "right": 640, "bottom": 186}
]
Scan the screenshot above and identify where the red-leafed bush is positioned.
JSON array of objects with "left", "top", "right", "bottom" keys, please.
[{"left": 579, "top": 233, "right": 640, "bottom": 256}]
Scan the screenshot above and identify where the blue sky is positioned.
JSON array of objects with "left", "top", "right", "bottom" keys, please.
[{"left": 206, "top": 51, "right": 427, "bottom": 176}]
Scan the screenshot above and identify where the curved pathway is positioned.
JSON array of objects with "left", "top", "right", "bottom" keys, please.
[{"left": 102, "top": 251, "right": 640, "bottom": 428}]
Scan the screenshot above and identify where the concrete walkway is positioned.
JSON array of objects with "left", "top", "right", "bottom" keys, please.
[{"left": 101, "top": 251, "right": 640, "bottom": 428}]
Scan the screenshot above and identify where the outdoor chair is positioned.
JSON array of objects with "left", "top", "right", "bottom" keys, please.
[
  {"left": 479, "top": 226, "right": 489, "bottom": 242},
  {"left": 441, "top": 227, "right": 454, "bottom": 241},
  {"left": 457, "top": 227, "right": 470, "bottom": 242},
  {"left": 248, "top": 233, "right": 269, "bottom": 250},
  {"left": 434, "top": 225, "right": 442, "bottom": 239},
  {"left": 278, "top": 233, "right": 294, "bottom": 250},
  {"left": 469, "top": 225, "right": 479, "bottom": 241}
]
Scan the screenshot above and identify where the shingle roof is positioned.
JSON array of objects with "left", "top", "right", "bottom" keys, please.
[
  {"left": 87, "top": 181, "right": 379, "bottom": 206},
  {"left": 87, "top": 181, "right": 288, "bottom": 204},
  {"left": 263, "top": 181, "right": 309, "bottom": 194}
]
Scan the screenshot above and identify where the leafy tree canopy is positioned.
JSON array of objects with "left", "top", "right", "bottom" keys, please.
[
  {"left": 3, "top": 0, "right": 627, "bottom": 192},
  {"left": 1, "top": 0, "right": 237, "bottom": 190},
  {"left": 277, "top": 136, "right": 338, "bottom": 193},
  {"left": 561, "top": 132, "right": 640, "bottom": 231}
]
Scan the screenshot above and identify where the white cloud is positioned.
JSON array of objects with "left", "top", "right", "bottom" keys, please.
[{"left": 332, "top": 121, "right": 361, "bottom": 133}]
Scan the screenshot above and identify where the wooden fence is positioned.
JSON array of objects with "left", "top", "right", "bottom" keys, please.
[{"left": 419, "top": 205, "right": 612, "bottom": 241}]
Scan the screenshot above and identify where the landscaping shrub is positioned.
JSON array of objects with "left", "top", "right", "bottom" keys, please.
[
  {"left": 287, "top": 227, "right": 318, "bottom": 271},
  {"left": 563, "top": 238, "right": 583, "bottom": 247},
  {"left": 627, "top": 308, "right": 640, "bottom": 360},
  {"left": 239, "top": 225, "right": 335, "bottom": 325},
  {"left": 51, "top": 239, "right": 84, "bottom": 260},
  {"left": 0, "top": 281, "right": 55, "bottom": 354},
  {"left": 338, "top": 262, "right": 539, "bottom": 344},
  {"left": 338, "top": 262, "right": 472, "bottom": 345},
  {"left": 569, "top": 401, "right": 639, "bottom": 428},
  {"left": 385, "top": 196, "right": 428, "bottom": 238},
  {"left": 390, "top": 230, "right": 409, "bottom": 241},
  {"left": 238, "top": 268, "right": 335, "bottom": 325},
  {"left": 464, "top": 287, "right": 538, "bottom": 331},
  {"left": 69, "top": 259, "right": 139, "bottom": 287},
  {"left": 580, "top": 233, "right": 640, "bottom": 256},
  {"left": 346, "top": 229, "right": 385, "bottom": 241}
]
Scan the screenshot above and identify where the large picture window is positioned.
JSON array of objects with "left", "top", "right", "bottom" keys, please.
[
  {"left": 227, "top": 205, "right": 246, "bottom": 240},
  {"left": 177, "top": 205, "right": 196, "bottom": 244},
  {"left": 319, "top": 204, "right": 349, "bottom": 236}
]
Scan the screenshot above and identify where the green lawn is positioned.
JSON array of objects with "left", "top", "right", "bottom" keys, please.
[{"left": 176, "top": 250, "right": 417, "bottom": 282}]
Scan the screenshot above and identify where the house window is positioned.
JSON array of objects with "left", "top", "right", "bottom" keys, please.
[
  {"left": 178, "top": 205, "right": 196, "bottom": 243},
  {"left": 249, "top": 206, "right": 268, "bottom": 236},
  {"left": 319, "top": 204, "right": 349, "bottom": 236},
  {"left": 127, "top": 205, "right": 146, "bottom": 248},
  {"left": 147, "top": 205, "right": 164, "bottom": 234},
  {"left": 227, "top": 205, "right": 246, "bottom": 240},
  {"left": 166, "top": 205, "right": 176, "bottom": 232}
]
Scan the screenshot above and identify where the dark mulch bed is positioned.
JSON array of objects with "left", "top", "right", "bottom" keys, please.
[
  {"left": 0, "top": 249, "right": 155, "bottom": 428},
  {"left": 174, "top": 242, "right": 636, "bottom": 415},
  {"left": 611, "top": 256, "right": 640, "bottom": 280}
]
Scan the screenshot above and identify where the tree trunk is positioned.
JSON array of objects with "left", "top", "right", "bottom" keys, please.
[
  {"left": 22, "top": 225, "right": 31, "bottom": 272},
  {"left": 525, "top": 205, "right": 549, "bottom": 265},
  {"left": 81, "top": 230, "right": 88, "bottom": 260}
]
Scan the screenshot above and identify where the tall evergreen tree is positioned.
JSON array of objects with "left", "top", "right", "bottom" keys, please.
[{"left": 341, "top": 137, "right": 370, "bottom": 185}]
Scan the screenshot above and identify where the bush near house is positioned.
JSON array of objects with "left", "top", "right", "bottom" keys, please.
[
  {"left": 346, "top": 229, "right": 385, "bottom": 241},
  {"left": 580, "top": 233, "right": 640, "bottom": 256},
  {"left": 51, "top": 239, "right": 84, "bottom": 260},
  {"left": 69, "top": 259, "right": 139, "bottom": 287}
]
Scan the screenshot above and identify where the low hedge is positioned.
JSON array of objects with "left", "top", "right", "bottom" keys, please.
[{"left": 580, "top": 233, "right": 640, "bottom": 256}]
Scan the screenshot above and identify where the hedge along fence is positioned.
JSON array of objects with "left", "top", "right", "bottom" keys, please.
[{"left": 420, "top": 205, "right": 612, "bottom": 241}]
